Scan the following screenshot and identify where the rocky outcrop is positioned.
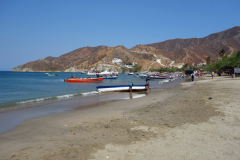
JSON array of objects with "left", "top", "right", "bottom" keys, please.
[
  {"left": 11, "top": 66, "right": 35, "bottom": 72},
  {"left": 11, "top": 26, "right": 240, "bottom": 72}
]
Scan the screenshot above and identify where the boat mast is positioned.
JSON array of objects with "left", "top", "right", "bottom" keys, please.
[{"left": 74, "top": 65, "right": 76, "bottom": 77}]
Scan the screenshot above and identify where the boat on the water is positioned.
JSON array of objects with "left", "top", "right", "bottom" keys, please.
[
  {"left": 103, "top": 76, "right": 118, "bottom": 79},
  {"left": 102, "top": 74, "right": 118, "bottom": 79},
  {"left": 64, "top": 77, "right": 103, "bottom": 82},
  {"left": 46, "top": 73, "right": 58, "bottom": 76},
  {"left": 147, "top": 76, "right": 172, "bottom": 80},
  {"left": 96, "top": 85, "right": 146, "bottom": 92},
  {"left": 87, "top": 70, "right": 118, "bottom": 76},
  {"left": 139, "top": 73, "right": 148, "bottom": 78}
]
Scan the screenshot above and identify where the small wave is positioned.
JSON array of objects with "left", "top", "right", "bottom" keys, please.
[
  {"left": 18, "top": 96, "right": 53, "bottom": 104},
  {"left": 17, "top": 91, "right": 96, "bottom": 105},
  {"left": 82, "top": 91, "right": 99, "bottom": 96},
  {"left": 56, "top": 94, "right": 75, "bottom": 99}
]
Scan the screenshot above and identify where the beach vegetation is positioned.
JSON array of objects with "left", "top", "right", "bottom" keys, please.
[
  {"left": 44, "top": 68, "right": 58, "bottom": 71},
  {"left": 206, "top": 56, "right": 211, "bottom": 65},
  {"left": 206, "top": 49, "right": 240, "bottom": 71},
  {"left": 121, "top": 67, "right": 128, "bottom": 73},
  {"left": 129, "top": 64, "right": 142, "bottom": 72},
  {"left": 125, "top": 62, "right": 132, "bottom": 65},
  {"left": 181, "top": 64, "right": 189, "bottom": 70}
]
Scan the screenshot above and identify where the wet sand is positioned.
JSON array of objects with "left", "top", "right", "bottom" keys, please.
[
  {"left": 1, "top": 75, "right": 240, "bottom": 159},
  {"left": 0, "top": 92, "right": 147, "bottom": 134}
]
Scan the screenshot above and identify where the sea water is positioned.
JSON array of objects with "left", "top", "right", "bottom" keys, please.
[
  {"left": 0, "top": 71, "right": 165, "bottom": 109},
  {"left": 0, "top": 71, "right": 187, "bottom": 134}
]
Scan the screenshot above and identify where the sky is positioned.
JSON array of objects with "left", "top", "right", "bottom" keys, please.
[{"left": 0, "top": 0, "right": 240, "bottom": 71}]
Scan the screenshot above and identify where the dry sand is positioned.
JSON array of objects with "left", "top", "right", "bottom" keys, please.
[{"left": 0, "top": 75, "right": 240, "bottom": 160}]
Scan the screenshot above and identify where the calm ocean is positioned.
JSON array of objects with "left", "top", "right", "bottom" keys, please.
[{"left": 0, "top": 71, "right": 163, "bottom": 109}]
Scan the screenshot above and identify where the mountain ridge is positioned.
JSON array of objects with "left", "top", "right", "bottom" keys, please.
[{"left": 11, "top": 26, "right": 240, "bottom": 72}]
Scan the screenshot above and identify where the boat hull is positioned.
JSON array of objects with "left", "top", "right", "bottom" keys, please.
[
  {"left": 64, "top": 78, "right": 103, "bottom": 82},
  {"left": 97, "top": 85, "right": 146, "bottom": 92},
  {"left": 103, "top": 76, "right": 118, "bottom": 79},
  {"left": 46, "top": 73, "right": 57, "bottom": 76}
]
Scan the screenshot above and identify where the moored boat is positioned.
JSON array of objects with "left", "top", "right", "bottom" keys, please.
[
  {"left": 103, "top": 76, "right": 118, "bottom": 79},
  {"left": 46, "top": 73, "right": 58, "bottom": 76},
  {"left": 102, "top": 74, "right": 118, "bottom": 79},
  {"left": 96, "top": 85, "right": 146, "bottom": 92},
  {"left": 64, "top": 77, "right": 103, "bottom": 82},
  {"left": 87, "top": 70, "right": 118, "bottom": 76}
]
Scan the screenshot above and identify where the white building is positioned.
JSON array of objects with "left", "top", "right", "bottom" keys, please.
[
  {"left": 198, "top": 62, "right": 206, "bottom": 66},
  {"left": 132, "top": 62, "right": 137, "bottom": 66},
  {"left": 121, "top": 64, "right": 132, "bottom": 68},
  {"left": 112, "top": 58, "right": 122, "bottom": 65}
]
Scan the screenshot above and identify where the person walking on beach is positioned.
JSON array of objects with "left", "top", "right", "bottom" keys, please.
[
  {"left": 129, "top": 82, "right": 133, "bottom": 92},
  {"left": 191, "top": 73, "right": 194, "bottom": 82},
  {"left": 146, "top": 79, "right": 151, "bottom": 91}
]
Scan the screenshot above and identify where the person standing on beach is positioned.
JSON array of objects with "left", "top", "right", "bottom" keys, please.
[
  {"left": 211, "top": 71, "right": 214, "bottom": 79},
  {"left": 146, "top": 79, "right": 151, "bottom": 91},
  {"left": 191, "top": 73, "right": 194, "bottom": 81},
  {"left": 129, "top": 82, "right": 133, "bottom": 92}
]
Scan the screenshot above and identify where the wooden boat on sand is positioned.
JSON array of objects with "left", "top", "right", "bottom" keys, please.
[{"left": 96, "top": 85, "right": 146, "bottom": 93}]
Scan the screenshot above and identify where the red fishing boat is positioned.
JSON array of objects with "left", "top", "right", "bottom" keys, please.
[{"left": 64, "top": 77, "right": 103, "bottom": 82}]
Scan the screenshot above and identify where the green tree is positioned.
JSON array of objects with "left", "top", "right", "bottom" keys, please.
[
  {"left": 121, "top": 67, "right": 128, "bottom": 73},
  {"left": 206, "top": 56, "right": 211, "bottom": 65},
  {"left": 181, "top": 64, "right": 189, "bottom": 70},
  {"left": 129, "top": 64, "right": 142, "bottom": 72},
  {"left": 206, "top": 49, "right": 240, "bottom": 71},
  {"left": 219, "top": 49, "right": 226, "bottom": 59}
]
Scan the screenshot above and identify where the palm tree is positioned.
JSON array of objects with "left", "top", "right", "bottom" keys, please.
[
  {"left": 219, "top": 49, "right": 226, "bottom": 59},
  {"left": 206, "top": 56, "right": 211, "bottom": 65}
]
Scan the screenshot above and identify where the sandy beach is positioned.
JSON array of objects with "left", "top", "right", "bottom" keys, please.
[{"left": 1, "top": 75, "right": 240, "bottom": 160}]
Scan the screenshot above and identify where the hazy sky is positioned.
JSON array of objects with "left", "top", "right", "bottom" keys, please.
[{"left": 0, "top": 0, "right": 240, "bottom": 71}]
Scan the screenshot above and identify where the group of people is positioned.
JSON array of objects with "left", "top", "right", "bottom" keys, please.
[
  {"left": 129, "top": 79, "right": 151, "bottom": 92},
  {"left": 191, "top": 71, "right": 216, "bottom": 81}
]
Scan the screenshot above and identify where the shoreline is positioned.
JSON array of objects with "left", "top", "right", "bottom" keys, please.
[
  {"left": 0, "top": 78, "right": 186, "bottom": 134},
  {"left": 1, "top": 75, "right": 239, "bottom": 159},
  {"left": 0, "top": 92, "right": 148, "bottom": 134}
]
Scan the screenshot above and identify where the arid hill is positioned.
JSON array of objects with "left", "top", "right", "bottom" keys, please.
[{"left": 11, "top": 26, "right": 240, "bottom": 72}]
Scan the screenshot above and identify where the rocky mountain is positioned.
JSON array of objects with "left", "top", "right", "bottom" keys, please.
[{"left": 11, "top": 26, "right": 240, "bottom": 72}]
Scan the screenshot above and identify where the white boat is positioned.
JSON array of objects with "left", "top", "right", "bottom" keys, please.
[
  {"left": 87, "top": 70, "right": 118, "bottom": 76},
  {"left": 139, "top": 73, "right": 148, "bottom": 78},
  {"left": 96, "top": 85, "right": 146, "bottom": 93}
]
